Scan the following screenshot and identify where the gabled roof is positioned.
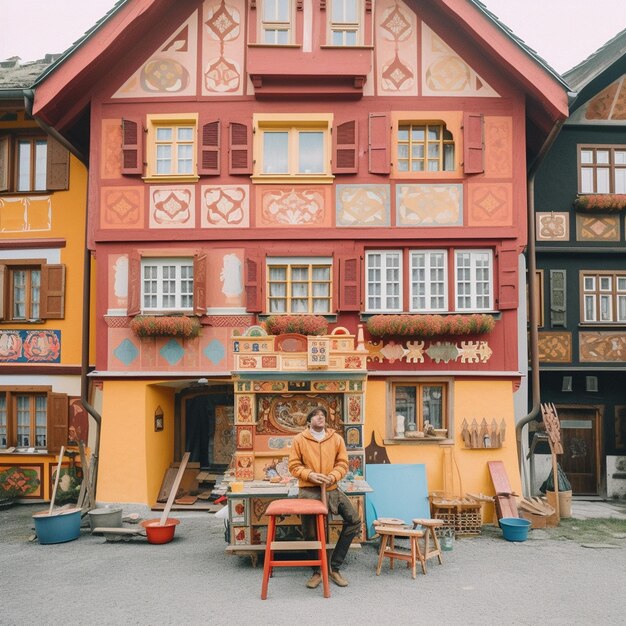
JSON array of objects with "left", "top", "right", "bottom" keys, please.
[{"left": 0, "top": 55, "right": 59, "bottom": 92}]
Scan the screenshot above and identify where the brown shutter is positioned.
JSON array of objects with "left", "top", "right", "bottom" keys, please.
[
  {"left": 46, "top": 136, "right": 70, "bottom": 190},
  {"left": 47, "top": 392, "right": 69, "bottom": 453},
  {"left": 0, "top": 135, "right": 9, "bottom": 192},
  {"left": 229, "top": 121, "right": 252, "bottom": 175},
  {"left": 244, "top": 252, "right": 264, "bottom": 313},
  {"left": 0, "top": 264, "right": 5, "bottom": 320},
  {"left": 193, "top": 252, "right": 207, "bottom": 315},
  {"left": 368, "top": 112, "right": 390, "bottom": 174},
  {"left": 127, "top": 250, "right": 141, "bottom": 316},
  {"left": 333, "top": 119, "right": 358, "bottom": 174},
  {"left": 337, "top": 254, "right": 361, "bottom": 311},
  {"left": 40, "top": 264, "right": 65, "bottom": 319},
  {"left": 121, "top": 118, "right": 144, "bottom": 175},
  {"left": 497, "top": 244, "right": 518, "bottom": 310},
  {"left": 198, "top": 120, "right": 220, "bottom": 176},
  {"left": 463, "top": 112, "right": 484, "bottom": 174},
  {"left": 549, "top": 269, "right": 567, "bottom": 327}
]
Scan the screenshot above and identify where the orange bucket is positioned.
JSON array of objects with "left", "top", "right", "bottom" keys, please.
[{"left": 140, "top": 518, "right": 180, "bottom": 544}]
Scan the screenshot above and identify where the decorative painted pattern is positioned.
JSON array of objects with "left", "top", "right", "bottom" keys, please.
[
  {"left": 257, "top": 187, "right": 328, "bottom": 227},
  {"left": 537, "top": 332, "right": 572, "bottom": 363},
  {"left": 536, "top": 212, "right": 569, "bottom": 241},
  {"left": 0, "top": 465, "right": 43, "bottom": 499},
  {"left": 580, "top": 332, "right": 626, "bottom": 362},
  {"left": 114, "top": 14, "right": 198, "bottom": 98},
  {"left": 336, "top": 185, "right": 390, "bottom": 226},
  {"left": 584, "top": 75, "right": 626, "bottom": 121},
  {"left": 201, "top": 185, "right": 249, "bottom": 227},
  {"left": 236, "top": 394, "right": 255, "bottom": 424},
  {"left": 366, "top": 339, "right": 492, "bottom": 364},
  {"left": 468, "top": 183, "right": 512, "bottom": 226},
  {"left": 346, "top": 395, "right": 363, "bottom": 424},
  {"left": 101, "top": 119, "right": 123, "bottom": 179},
  {"left": 149, "top": 186, "right": 195, "bottom": 228},
  {"left": 100, "top": 187, "right": 144, "bottom": 229},
  {"left": 576, "top": 214, "right": 620, "bottom": 241},
  {"left": 202, "top": 0, "right": 245, "bottom": 96},
  {"left": 236, "top": 425, "right": 254, "bottom": 450},
  {"left": 484, "top": 117, "right": 512, "bottom": 178},
  {"left": 0, "top": 196, "right": 51, "bottom": 232},
  {"left": 396, "top": 184, "right": 463, "bottom": 226},
  {"left": 0, "top": 330, "right": 60, "bottom": 363}
]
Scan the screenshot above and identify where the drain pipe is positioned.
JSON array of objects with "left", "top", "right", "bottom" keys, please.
[{"left": 516, "top": 118, "right": 565, "bottom": 495}]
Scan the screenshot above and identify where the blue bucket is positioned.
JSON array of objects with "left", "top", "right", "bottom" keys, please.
[
  {"left": 33, "top": 508, "right": 82, "bottom": 544},
  {"left": 499, "top": 517, "right": 531, "bottom": 542}
]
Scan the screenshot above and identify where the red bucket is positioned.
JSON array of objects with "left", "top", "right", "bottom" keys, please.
[{"left": 140, "top": 518, "right": 180, "bottom": 544}]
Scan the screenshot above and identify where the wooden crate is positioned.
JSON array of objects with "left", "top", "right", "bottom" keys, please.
[{"left": 430, "top": 494, "right": 482, "bottom": 537}]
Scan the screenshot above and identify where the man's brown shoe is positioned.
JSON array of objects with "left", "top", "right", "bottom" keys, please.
[
  {"left": 306, "top": 572, "right": 322, "bottom": 589},
  {"left": 329, "top": 569, "right": 349, "bottom": 587}
]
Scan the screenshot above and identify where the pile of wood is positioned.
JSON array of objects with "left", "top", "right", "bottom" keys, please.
[{"left": 518, "top": 497, "right": 557, "bottom": 528}]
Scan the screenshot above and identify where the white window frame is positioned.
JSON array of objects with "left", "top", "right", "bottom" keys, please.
[
  {"left": 454, "top": 249, "right": 493, "bottom": 312},
  {"left": 328, "top": 0, "right": 361, "bottom": 46},
  {"left": 145, "top": 114, "right": 198, "bottom": 181},
  {"left": 582, "top": 271, "right": 626, "bottom": 323},
  {"left": 409, "top": 250, "right": 448, "bottom": 312},
  {"left": 261, "top": 0, "right": 293, "bottom": 45},
  {"left": 141, "top": 257, "right": 194, "bottom": 313},
  {"left": 365, "top": 251, "right": 403, "bottom": 313}
]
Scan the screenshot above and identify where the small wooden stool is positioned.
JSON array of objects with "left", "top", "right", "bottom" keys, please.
[
  {"left": 261, "top": 498, "right": 330, "bottom": 599},
  {"left": 375, "top": 523, "right": 426, "bottom": 579},
  {"left": 411, "top": 518, "right": 444, "bottom": 572}
]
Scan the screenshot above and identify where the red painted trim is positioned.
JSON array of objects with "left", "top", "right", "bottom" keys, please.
[
  {"left": 0, "top": 238, "right": 66, "bottom": 250},
  {"left": 0, "top": 366, "right": 82, "bottom": 375}
]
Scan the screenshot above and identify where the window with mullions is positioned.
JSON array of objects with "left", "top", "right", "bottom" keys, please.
[
  {"left": 393, "top": 382, "right": 447, "bottom": 433},
  {"left": 330, "top": 0, "right": 360, "bottom": 46},
  {"left": 155, "top": 126, "right": 194, "bottom": 176},
  {"left": 10, "top": 267, "right": 41, "bottom": 320},
  {"left": 266, "top": 258, "right": 332, "bottom": 313},
  {"left": 15, "top": 394, "right": 47, "bottom": 447},
  {"left": 397, "top": 123, "right": 454, "bottom": 173},
  {"left": 17, "top": 137, "right": 48, "bottom": 192},
  {"left": 262, "top": 0, "right": 292, "bottom": 44},
  {"left": 455, "top": 250, "right": 493, "bottom": 311},
  {"left": 410, "top": 251, "right": 447, "bottom": 312},
  {"left": 579, "top": 146, "right": 626, "bottom": 194},
  {"left": 365, "top": 251, "right": 402, "bottom": 312},
  {"left": 262, "top": 129, "right": 325, "bottom": 175},
  {"left": 582, "top": 272, "right": 626, "bottom": 323},
  {"left": 141, "top": 258, "right": 194, "bottom": 312}
]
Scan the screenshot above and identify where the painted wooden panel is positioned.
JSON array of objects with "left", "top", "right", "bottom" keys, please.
[
  {"left": 100, "top": 187, "right": 144, "bottom": 229},
  {"left": 200, "top": 185, "right": 249, "bottom": 227},
  {"left": 536, "top": 212, "right": 569, "bottom": 241},
  {"left": 467, "top": 183, "right": 512, "bottom": 226},
  {"left": 396, "top": 184, "right": 463, "bottom": 226},
  {"left": 255, "top": 186, "right": 330, "bottom": 227},
  {"left": 484, "top": 116, "right": 513, "bottom": 178},
  {"left": 101, "top": 119, "right": 123, "bottom": 180},
  {"left": 580, "top": 332, "right": 626, "bottom": 362},
  {"left": 336, "top": 184, "right": 390, "bottom": 226},
  {"left": 537, "top": 331, "right": 572, "bottom": 363},
  {"left": 576, "top": 215, "right": 620, "bottom": 241},
  {"left": 149, "top": 186, "right": 196, "bottom": 229},
  {"left": 0, "top": 196, "right": 51, "bottom": 232}
]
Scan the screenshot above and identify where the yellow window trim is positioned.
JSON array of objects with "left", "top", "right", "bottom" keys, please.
[{"left": 145, "top": 113, "right": 199, "bottom": 179}]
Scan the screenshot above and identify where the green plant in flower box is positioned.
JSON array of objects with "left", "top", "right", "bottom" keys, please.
[
  {"left": 366, "top": 313, "right": 495, "bottom": 338},
  {"left": 130, "top": 315, "right": 201, "bottom": 338},
  {"left": 265, "top": 315, "right": 328, "bottom": 336}
]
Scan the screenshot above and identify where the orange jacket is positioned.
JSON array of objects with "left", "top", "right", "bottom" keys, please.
[{"left": 288, "top": 428, "right": 349, "bottom": 490}]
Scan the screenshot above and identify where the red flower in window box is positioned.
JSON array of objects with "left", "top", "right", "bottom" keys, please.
[
  {"left": 574, "top": 194, "right": 626, "bottom": 212},
  {"left": 130, "top": 315, "right": 201, "bottom": 338},
  {"left": 366, "top": 314, "right": 495, "bottom": 338},
  {"left": 265, "top": 315, "right": 328, "bottom": 336}
]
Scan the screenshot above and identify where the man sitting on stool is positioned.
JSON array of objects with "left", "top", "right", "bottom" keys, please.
[{"left": 288, "top": 406, "right": 361, "bottom": 588}]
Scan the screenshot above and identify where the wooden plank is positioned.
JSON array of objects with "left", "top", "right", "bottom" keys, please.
[
  {"left": 48, "top": 446, "right": 65, "bottom": 514},
  {"left": 488, "top": 460, "right": 518, "bottom": 519},
  {"left": 160, "top": 452, "right": 190, "bottom": 525}
]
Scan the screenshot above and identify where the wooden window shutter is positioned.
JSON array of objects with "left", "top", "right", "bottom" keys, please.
[
  {"left": 46, "top": 136, "right": 70, "bottom": 190},
  {"left": 550, "top": 269, "right": 567, "bottom": 327},
  {"left": 368, "top": 112, "right": 390, "bottom": 174},
  {"left": 244, "top": 252, "right": 264, "bottom": 313},
  {"left": 496, "top": 244, "right": 518, "bottom": 310},
  {"left": 229, "top": 121, "right": 252, "bottom": 175},
  {"left": 336, "top": 254, "right": 361, "bottom": 311},
  {"left": 40, "top": 264, "right": 66, "bottom": 319},
  {"left": 463, "top": 112, "right": 484, "bottom": 174},
  {"left": 193, "top": 252, "right": 207, "bottom": 315},
  {"left": 198, "top": 120, "right": 220, "bottom": 176},
  {"left": 0, "top": 135, "right": 9, "bottom": 192},
  {"left": 47, "top": 392, "right": 69, "bottom": 453},
  {"left": 121, "top": 118, "right": 144, "bottom": 175},
  {"left": 333, "top": 119, "right": 358, "bottom": 174},
  {"left": 127, "top": 250, "right": 142, "bottom": 316},
  {"left": 0, "top": 264, "right": 5, "bottom": 320}
]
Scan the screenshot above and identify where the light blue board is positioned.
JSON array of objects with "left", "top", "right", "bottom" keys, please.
[{"left": 364, "top": 464, "right": 429, "bottom": 539}]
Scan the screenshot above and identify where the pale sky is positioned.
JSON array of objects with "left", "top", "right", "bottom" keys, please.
[{"left": 1, "top": 0, "right": 625, "bottom": 74}]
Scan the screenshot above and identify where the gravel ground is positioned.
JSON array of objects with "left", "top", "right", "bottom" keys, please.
[{"left": 2, "top": 502, "right": 626, "bottom": 626}]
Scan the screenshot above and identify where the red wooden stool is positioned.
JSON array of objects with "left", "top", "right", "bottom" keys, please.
[{"left": 261, "top": 497, "right": 330, "bottom": 599}]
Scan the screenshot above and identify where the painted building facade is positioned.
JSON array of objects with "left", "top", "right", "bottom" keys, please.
[{"left": 32, "top": 0, "right": 568, "bottom": 511}]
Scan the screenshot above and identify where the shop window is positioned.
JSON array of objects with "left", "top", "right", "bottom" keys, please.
[
  {"left": 0, "top": 133, "right": 69, "bottom": 193},
  {"left": 261, "top": 0, "right": 293, "bottom": 44},
  {"left": 392, "top": 381, "right": 448, "bottom": 435},
  {"left": 141, "top": 258, "right": 194, "bottom": 312},
  {"left": 0, "top": 261, "right": 65, "bottom": 321},
  {"left": 397, "top": 122, "right": 454, "bottom": 173},
  {"left": 581, "top": 271, "right": 626, "bottom": 323},
  {"left": 455, "top": 250, "right": 493, "bottom": 311},
  {"left": 578, "top": 145, "right": 626, "bottom": 194},
  {"left": 266, "top": 257, "right": 332, "bottom": 313},
  {"left": 328, "top": 0, "right": 361, "bottom": 46},
  {"left": 0, "top": 389, "right": 68, "bottom": 452},
  {"left": 365, "top": 251, "right": 402, "bottom": 313}
]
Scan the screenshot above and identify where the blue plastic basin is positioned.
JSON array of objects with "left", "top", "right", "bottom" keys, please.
[
  {"left": 499, "top": 517, "right": 531, "bottom": 542},
  {"left": 33, "top": 508, "right": 81, "bottom": 544}
]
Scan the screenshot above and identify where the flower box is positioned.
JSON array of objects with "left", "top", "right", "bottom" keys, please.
[
  {"left": 574, "top": 194, "right": 626, "bottom": 213},
  {"left": 130, "top": 315, "right": 201, "bottom": 338},
  {"left": 366, "top": 314, "right": 494, "bottom": 338},
  {"left": 265, "top": 314, "right": 328, "bottom": 336}
]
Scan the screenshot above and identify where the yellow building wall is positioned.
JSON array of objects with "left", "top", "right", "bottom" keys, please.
[{"left": 365, "top": 378, "right": 521, "bottom": 523}]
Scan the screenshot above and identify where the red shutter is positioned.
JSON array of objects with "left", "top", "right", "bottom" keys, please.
[
  {"left": 0, "top": 264, "right": 5, "bottom": 320},
  {"left": 40, "top": 264, "right": 65, "bottom": 319},
  {"left": 497, "top": 243, "right": 519, "bottom": 310},
  {"left": 193, "top": 252, "right": 207, "bottom": 315},
  {"left": 229, "top": 121, "right": 252, "bottom": 175},
  {"left": 47, "top": 392, "right": 69, "bottom": 453},
  {"left": 368, "top": 112, "right": 390, "bottom": 174},
  {"left": 198, "top": 120, "right": 220, "bottom": 175},
  {"left": 121, "top": 118, "right": 144, "bottom": 175},
  {"left": 0, "top": 135, "right": 9, "bottom": 192},
  {"left": 46, "top": 136, "right": 70, "bottom": 190},
  {"left": 337, "top": 254, "right": 361, "bottom": 311},
  {"left": 244, "top": 252, "right": 264, "bottom": 313},
  {"left": 127, "top": 250, "right": 141, "bottom": 316},
  {"left": 463, "top": 112, "right": 484, "bottom": 175},
  {"left": 332, "top": 119, "right": 359, "bottom": 174}
]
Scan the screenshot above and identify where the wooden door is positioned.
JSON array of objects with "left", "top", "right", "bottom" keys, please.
[{"left": 557, "top": 406, "right": 601, "bottom": 495}]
